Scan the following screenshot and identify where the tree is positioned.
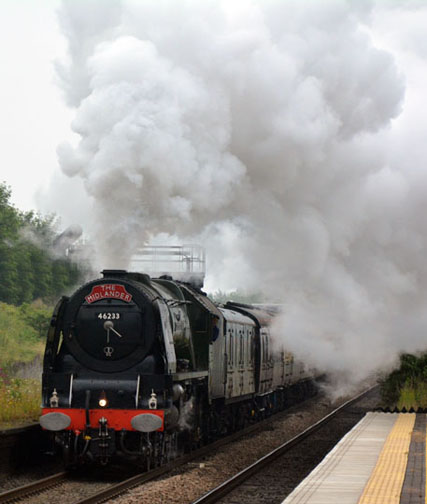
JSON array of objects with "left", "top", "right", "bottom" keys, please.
[
  {"left": 0, "top": 182, "right": 82, "bottom": 305},
  {"left": 19, "top": 302, "right": 52, "bottom": 338}
]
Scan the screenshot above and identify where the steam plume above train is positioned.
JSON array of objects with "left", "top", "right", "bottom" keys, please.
[{"left": 51, "top": 0, "right": 427, "bottom": 390}]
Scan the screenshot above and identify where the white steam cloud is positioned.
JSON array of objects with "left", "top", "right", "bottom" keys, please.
[{"left": 54, "top": 0, "right": 427, "bottom": 389}]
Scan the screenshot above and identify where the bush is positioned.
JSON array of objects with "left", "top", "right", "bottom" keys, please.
[
  {"left": 0, "top": 302, "right": 47, "bottom": 426},
  {"left": 0, "top": 182, "right": 82, "bottom": 305},
  {"left": 19, "top": 301, "right": 52, "bottom": 338},
  {"left": 379, "top": 369, "right": 404, "bottom": 405},
  {"left": 380, "top": 352, "right": 427, "bottom": 408},
  {"left": 0, "top": 302, "right": 45, "bottom": 367},
  {"left": 0, "top": 370, "right": 41, "bottom": 426}
]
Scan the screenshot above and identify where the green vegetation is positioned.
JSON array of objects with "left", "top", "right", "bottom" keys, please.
[
  {"left": 19, "top": 300, "right": 52, "bottom": 338},
  {"left": 0, "top": 302, "right": 47, "bottom": 427},
  {"left": 380, "top": 353, "right": 427, "bottom": 409},
  {"left": 0, "top": 182, "right": 81, "bottom": 305},
  {"left": 0, "top": 302, "right": 46, "bottom": 367},
  {"left": 0, "top": 183, "right": 82, "bottom": 427},
  {"left": 0, "top": 372, "right": 41, "bottom": 427}
]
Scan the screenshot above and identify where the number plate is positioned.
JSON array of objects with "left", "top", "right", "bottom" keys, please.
[{"left": 97, "top": 312, "right": 121, "bottom": 320}]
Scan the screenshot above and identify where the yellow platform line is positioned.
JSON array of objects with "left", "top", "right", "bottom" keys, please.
[{"left": 357, "top": 413, "right": 415, "bottom": 504}]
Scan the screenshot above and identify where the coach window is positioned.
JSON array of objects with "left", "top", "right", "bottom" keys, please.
[
  {"left": 229, "top": 330, "right": 233, "bottom": 366},
  {"left": 236, "top": 331, "right": 240, "bottom": 365},
  {"left": 234, "top": 329, "right": 237, "bottom": 366},
  {"left": 234, "top": 331, "right": 238, "bottom": 366},
  {"left": 261, "top": 335, "right": 264, "bottom": 363},
  {"left": 242, "top": 332, "right": 245, "bottom": 365},
  {"left": 248, "top": 332, "right": 251, "bottom": 365},
  {"left": 264, "top": 335, "right": 267, "bottom": 362},
  {"left": 227, "top": 329, "right": 231, "bottom": 365},
  {"left": 246, "top": 329, "right": 249, "bottom": 364},
  {"left": 252, "top": 332, "right": 255, "bottom": 364},
  {"left": 265, "top": 336, "right": 269, "bottom": 362}
]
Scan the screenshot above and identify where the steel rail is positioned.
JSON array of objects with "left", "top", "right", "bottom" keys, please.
[
  {"left": 71, "top": 394, "right": 323, "bottom": 504},
  {"left": 190, "top": 385, "right": 377, "bottom": 504},
  {"left": 70, "top": 387, "right": 375, "bottom": 504},
  {"left": 0, "top": 388, "right": 333, "bottom": 504},
  {"left": 71, "top": 418, "right": 281, "bottom": 504},
  {"left": 0, "top": 471, "right": 68, "bottom": 503}
]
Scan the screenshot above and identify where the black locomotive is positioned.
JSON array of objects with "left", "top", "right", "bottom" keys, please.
[{"left": 40, "top": 270, "right": 315, "bottom": 467}]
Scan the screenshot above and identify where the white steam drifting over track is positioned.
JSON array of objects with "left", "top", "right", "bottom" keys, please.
[{"left": 52, "top": 0, "right": 427, "bottom": 390}]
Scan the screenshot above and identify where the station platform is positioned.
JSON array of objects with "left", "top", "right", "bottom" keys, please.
[{"left": 282, "top": 412, "right": 425, "bottom": 504}]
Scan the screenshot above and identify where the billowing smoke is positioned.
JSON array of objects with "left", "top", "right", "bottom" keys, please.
[{"left": 54, "top": 0, "right": 427, "bottom": 390}]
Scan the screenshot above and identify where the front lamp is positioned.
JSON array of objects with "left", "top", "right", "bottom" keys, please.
[{"left": 99, "top": 390, "right": 108, "bottom": 408}]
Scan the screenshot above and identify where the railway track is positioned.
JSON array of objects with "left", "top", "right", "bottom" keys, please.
[
  {"left": 190, "top": 386, "right": 377, "bottom": 504},
  {"left": 0, "top": 472, "right": 68, "bottom": 503},
  {"left": 0, "top": 422, "right": 272, "bottom": 504},
  {"left": 0, "top": 396, "right": 313, "bottom": 504},
  {"left": 0, "top": 387, "right": 377, "bottom": 504}
]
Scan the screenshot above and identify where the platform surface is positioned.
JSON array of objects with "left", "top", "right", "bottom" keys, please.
[{"left": 282, "top": 412, "right": 426, "bottom": 504}]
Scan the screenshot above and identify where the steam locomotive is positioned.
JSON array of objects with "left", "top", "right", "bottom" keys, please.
[{"left": 40, "top": 270, "right": 315, "bottom": 467}]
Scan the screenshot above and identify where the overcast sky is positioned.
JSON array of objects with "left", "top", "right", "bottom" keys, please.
[
  {"left": 1, "top": 1, "right": 426, "bottom": 218},
  {"left": 0, "top": 0, "right": 75, "bottom": 212}
]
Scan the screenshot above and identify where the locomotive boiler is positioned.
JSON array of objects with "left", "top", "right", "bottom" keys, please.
[{"left": 40, "top": 270, "right": 315, "bottom": 467}]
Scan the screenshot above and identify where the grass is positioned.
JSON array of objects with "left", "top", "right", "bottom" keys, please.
[
  {"left": 0, "top": 373, "right": 41, "bottom": 428},
  {"left": 0, "top": 301, "right": 47, "bottom": 428},
  {"left": 396, "top": 382, "right": 427, "bottom": 410},
  {"left": 397, "top": 385, "right": 417, "bottom": 410},
  {"left": 380, "top": 353, "right": 427, "bottom": 409},
  {"left": 0, "top": 302, "right": 45, "bottom": 367}
]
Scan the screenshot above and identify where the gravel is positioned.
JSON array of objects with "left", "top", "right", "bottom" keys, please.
[
  {"left": 109, "top": 387, "right": 380, "bottom": 504},
  {"left": 0, "top": 459, "right": 61, "bottom": 492},
  {"left": 0, "top": 387, "right": 379, "bottom": 504},
  {"left": 1, "top": 466, "right": 134, "bottom": 504},
  {"left": 220, "top": 390, "right": 380, "bottom": 503}
]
